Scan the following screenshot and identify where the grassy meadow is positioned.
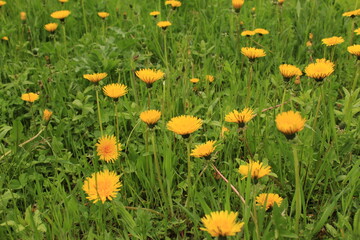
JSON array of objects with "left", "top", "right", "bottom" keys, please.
[{"left": 0, "top": 0, "right": 360, "bottom": 239}]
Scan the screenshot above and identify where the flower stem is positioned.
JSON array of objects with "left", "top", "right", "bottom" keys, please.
[
  {"left": 311, "top": 85, "right": 324, "bottom": 142},
  {"left": 95, "top": 86, "right": 104, "bottom": 136},
  {"left": 245, "top": 63, "right": 253, "bottom": 106},
  {"left": 61, "top": 23, "right": 68, "bottom": 60},
  {"left": 81, "top": 0, "right": 88, "bottom": 33},
  {"left": 292, "top": 143, "right": 302, "bottom": 235},
  {"left": 114, "top": 101, "right": 119, "bottom": 142},
  {"left": 185, "top": 138, "right": 192, "bottom": 208}
]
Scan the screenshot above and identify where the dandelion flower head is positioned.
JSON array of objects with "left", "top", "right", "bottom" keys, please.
[
  {"left": 190, "top": 140, "right": 216, "bottom": 158},
  {"left": 98, "top": 12, "right": 110, "bottom": 19},
  {"left": 279, "top": 64, "right": 302, "bottom": 80},
  {"left": 321, "top": 36, "right": 344, "bottom": 46},
  {"left": 190, "top": 78, "right": 199, "bottom": 83},
  {"left": 232, "top": 0, "right": 245, "bottom": 12},
  {"left": 157, "top": 21, "right": 171, "bottom": 29},
  {"left": 241, "top": 30, "right": 256, "bottom": 37},
  {"left": 165, "top": 0, "right": 182, "bottom": 8},
  {"left": 167, "top": 115, "right": 202, "bottom": 137},
  {"left": 135, "top": 69, "right": 164, "bottom": 87},
  {"left": 0, "top": 1, "right": 6, "bottom": 7},
  {"left": 206, "top": 75, "right": 214, "bottom": 82},
  {"left": 140, "top": 110, "right": 161, "bottom": 128},
  {"left": 225, "top": 108, "right": 255, "bottom": 128},
  {"left": 256, "top": 193, "right": 283, "bottom": 211},
  {"left": 241, "top": 47, "right": 266, "bottom": 60},
  {"left": 305, "top": 59, "right": 334, "bottom": 81},
  {"left": 50, "top": 10, "right": 71, "bottom": 20},
  {"left": 43, "top": 109, "right": 53, "bottom": 121},
  {"left": 21, "top": 92, "right": 39, "bottom": 102},
  {"left": 103, "top": 83, "right": 128, "bottom": 99},
  {"left": 342, "top": 9, "right": 360, "bottom": 17},
  {"left": 200, "top": 211, "right": 244, "bottom": 237},
  {"left": 44, "top": 23, "right": 58, "bottom": 32},
  {"left": 83, "top": 73, "right": 108, "bottom": 83},
  {"left": 254, "top": 28, "right": 269, "bottom": 35},
  {"left": 238, "top": 160, "right": 271, "bottom": 180},
  {"left": 96, "top": 135, "right": 121, "bottom": 163},
  {"left": 275, "top": 110, "right": 306, "bottom": 139},
  {"left": 150, "top": 11, "right": 160, "bottom": 17},
  {"left": 347, "top": 44, "right": 360, "bottom": 58}
]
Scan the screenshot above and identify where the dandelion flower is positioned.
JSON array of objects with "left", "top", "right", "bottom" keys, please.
[
  {"left": 321, "top": 36, "right": 344, "bottom": 47},
  {"left": 200, "top": 211, "right": 244, "bottom": 237},
  {"left": 135, "top": 69, "right": 165, "bottom": 88},
  {"left": 342, "top": 9, "right": 360, "bottom": 18},
  {"left": 206, "top": 75, "right": 214, "bottom": 83},
  {"left": 220, "top": 126, "right": 229, "bottom": 138},
  {"left": 167, "top": 115, "right": 202, "bottom": 138},
  {"left": 98, "top": 12, "right": 110, "bottom": 19},
  {"left": 347, "top": 44, "right": 360, "bottom": 60},
  {"left": 43, "top": 109, "right": 53, "bottom": 121},
  {"left": 140, "top": 110, "right": 161, "bottom": 128},
  {"left": 50, "top": 10, "right": 71, "bottom": 21},
  {"left": 1, "top": 36, "right": 9, "bottom": 41},
  {"left": 238, "top": 160, "right": 271, "bottom": 180},
  {"left": 96, "top": 135, "right": 121, "bottom": 163},
  {"left": 58, "top": 0, "right": 69, "bottom": 3},
  {"left": 275, "top": 111, "right": 306, "bottom": 140},
  {"left": 278, "top": 0, "right": 285, "bottom": 5},
  {"left": 103, "top": 83, "right": 128, "bottom": 100},
  {"left": 44, "top": 23, "right": 58, "bottom": 32},
  {"left": 190, "top": 78, "right": 199, "bottom": 83},
  {"left": 190, "top": 140, "right": 216, "bottom": 158},
  {"left": 254, "top": 28, "right": 269, "bottom": 36},
  {"left": 157, "top": 21, "right": 171, "bottom": 30},
  {"left": 0, "top": 1, "right": 6, "bottom": 7},
  {"left": 305, "top": 58, "right": 334, "bottom": 81},
  {"left": 232, "top": 0, "right": 244, "bottom": 13},
  {"left": 241, "top": 30, "right": 256, "bottom": 37},
  {"left": 21, "top": 93, "right": 39, "bottom": 103},
  {"left": 355, "top": 28, "right": 360, "bottom": 35},
  {"left": 150, "top": 11, "right": 160, "bottom": 18},
  {"left": 241, "top": 47, "right": 266, "bottom": 61},
  {"left": 256, "top": 193, "right": 283, "bottom": 211},
  {"left": 83, "top": 73, "right": 108, "bottom": 83},
  {"left": 225, "top": 108, "right": 255, "bottom": 128},
  {"left": 306, "top": 41, "right": 312, "bottom": 47},
  {"left": 20, "top": 12, "right": 26, "bottom": 21},
  {"left": 82, "top": 169, "right": 122, "bottom": 204},
  {"left": 279, "top": 64, "right": 302, "bottom": 81},
  {"left": 165, "top": 0, "right": 182, "bottom": 9}
]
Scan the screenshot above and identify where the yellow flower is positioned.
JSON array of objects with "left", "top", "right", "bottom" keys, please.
[
  {"left": 58, "top": 0, "right": 69, "bottom": 2},
  {"left": 190, "top": 78, "right": 199, "bottom": 83},
  {"left": 220, "top": 126, "right": 229, "bottom": 138},
  {"left": 342, "top": 9, "right": 360, "bottom": 18},
  {"left": 321, "top": 36, "right": 344, "bottom": 47},
  {"left": 43, "top": 109, "right": 53, "bottom": 121},
  {"left": 167, "top": 115, "right": 202, "bottom": 137},
  {"left": 275, "top": 111, "right": 306, "bottom": 139},
  {"left": 206, "top": 75, "right": 214, "bottom": 82},
  {"left": 165, "top": 0, "right": 182, "bottom": 9},
  {"left": 150, "top": 11, "right": 160, "bottom": 18},
  {"left": 256, "top": 193, "right": 283, "bottom": 211},
  {"left": 225, "top": 108, "right": 255, "bottom": 128},
  {"left": 309, "top": 33, "right": 313, "bottom": 39},
  {"left": 21, "top": 93, "right": 39, "bottom": 103},
  {"left": 278, "top": 0, "right": 285, "bottom": 5},
  {"left": 20, "top": 12, "right": 26, "bottom": 21},
  {"left": 140, "top": 110, "right": 161, "bottom": 128},
  {"left": 135, "top": 69, "right": 164, "bottom": 88},
  {"left": 190, "top": 140, "right": 216, "bottom": 158},
  {"left": 347, "top": 44, "right": 360, "bottom": 59},
  {"left": 1, "top": 36, "right": 9, "bottom": 41},
  {"left": 98, "top": 12, "right": 110, "bottom": 19},
  {"left": 355, "top": 28, "right": 360, "bottom": 35},
  {"left": 157, "top": 21, "right": 171, "bottom": 30},
  {"left": 200, "top": 211, "right": 244, "bottom": 237},
  {"left": 306, "top": 41, "right": 312, "bottom": 47},
  {"left": 83, "top": 73, "right": 108, "bottom": 83},
  {"left": 238, "top": 160, "right": 271, "bottom": 180},
  {"left": 232, "top": 0, "right": 244, "bottom": 12},
  {"left": 254, "top": 28, "right": 269, "bottom": 36},
  {"left": 82, "top": 169, "right": 122, "bottom": 204},
  {"left": 279, "top": 64, "right": 302, "bottom": 80},
  {"left": 305, "top": 58, "right": 334, "bottom": 81},
  {"left": 44, "top": 23, "right": 58, "bottom": 32},
  {"left": 0, "top": 1, "right": 6, "bottom": 7},
  {"left": 241, "top": 47, "right": 266, "bottom": 60},
  {"left": 241, "top": 30, "right": 256, "bottom": 37},
  {"left": 102, "top": 83, "right": 128, "bottom": 99},
  {"left": 96, "top": 135, "right": 121, "bottom": 163},
  {"left": 50, "top": 10, "right": 71, "bottom": 21}
]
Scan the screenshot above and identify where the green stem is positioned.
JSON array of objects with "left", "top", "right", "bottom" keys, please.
[
  {"left": 151, "top": 131, "right": 172, "bottom": 216},
  {"left": 61, "top": 23, "right": 68, "bottom": 59},
  {"left": 114, "top": 101, "right": 119, "bottom": 142},
  {"left": 95, "top": 87, "right": 104, "bottom": 136},
  {"left": 81, "top": 0, "right": 88, "bottom": 33},
  {"left": 311, "top": 85, "right": 324, "bottom": 142},
  {"left": 292, "top": 144, "right": 301, "bottom": 235},
  {"left": 280, "top": 87, "right": 287, "bottom": 112},
  {"left": 245, "top": 63, "right": 253, "bottom": 106},
  {"left": 185, "top": 138, "right": 192, "bottom": 208},
  {"left": 352, "top": 62, "right": 359, "bottom": 92}
]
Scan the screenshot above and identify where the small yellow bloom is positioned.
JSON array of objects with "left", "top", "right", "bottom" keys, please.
[
  {"left": 342, "top": 9, "right": 360, "bottom": 18},
  {"left": 241, "top": 30, "right": 256, "bottom": 37},
  {"left": 1, "top": 36, "right": 9, "bottom": 41},
  {"left": 206, "top": 75, "right": 214, "bottom": 82},
  {"left": 220, "top": 126, "right": 229, "bottom": 138},
  {"left": 190, "top": 140, "right": 216, "bottom": 158},
  {"left": 98, "top": 12, "right": 110, "bottom": 19},
  {"left": 21, "top": 93, "right": 39, "bottom": 103},
  {"left": 309, "top": 33, "right": 313, "bottom": 39},
  {"left": 256, "top": 193, "right": 283, "bottom": 211},
  {"left": 58, "top": 0, "right": 69, "bottom": 3},
  {"left": 254, "top": 28, "right": 269, "bottom": 36},
  {"left": 238, "top": 160, "right": 271, "bottom": 180},
  {"left": 83, "top": 73, "right": 108, "bottom": 83},
  {"left": 355, "top": 28, "right": 360, "bottom": 35},
  {"left": 167, "top": 115, "right": 202, "bottom": 137},
  {"left": 347, "top": 44, "right": 360, "bottom": 59},
  {"left": 190, "top": 78, "right": 199, "bottom": 83},
  {"left": 0, "top": 1, "right": 6, "bottom": 7},
  {"left": 275, "top": 110, "right": 306, "bottom": 139},
  {"left": 165, "top": 0, "right": 182, "bottom": 8},
  {"left": 157, "top": 21, "right": 171, "bottom": 30},
  {"left": 278, "top": 0, "right": 285, "bottom": 5},
  {"left": 232, "top": 0, "right": 244, "bottom": 13},
  {"left": 279, "top": 64, "right": 302, "bottom": 80},
  {"left": 306, "top": 41, "right": 312, "bottom": 47},
  {"left": 321, "top": 36, "right": 344, "bottom": 47},
  {"left": 50, "top": 10, "right": 71, "bottom": 21},
  {"left": 200, "top": 211, "right": 244, "bottom": 237},
  {"left": 96, "top": 135, "right": 121, "bottom": 163},
  {"left": 102, "top": 83, "right": 128, "bottom": 99},
  {"left": 135, "top": 69, "right": 164, "bottom": 87},
  {"left": 20, "top": 12, "right": 26, "bottom": 21},
  {"left": 44, "top": 23, "right": 58, "bottom": 32},
  {"left": 150, "top": 11, "right": 160, "bottom": 18},
  {"left": 43, "top": 109, "right": 53, "bottom": 121},
  {"left": 241, "top": 47, "right": 266, "bottom": 60},
  {"left": 82, "top": 169, "right": 122, "bottom": 204},
  {"left": 140, "top": 110, "right": 161, "bottom": 128},
  {"left": 305, "top": 58, "right": 334, "bottom": 81},
  {"left": 225, "top": 108, "right": 255, "bottom": 128}
]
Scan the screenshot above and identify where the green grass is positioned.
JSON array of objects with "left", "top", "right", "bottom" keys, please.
[{"left": 0, "top": 0, "right": 359, "bottom": 239}]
